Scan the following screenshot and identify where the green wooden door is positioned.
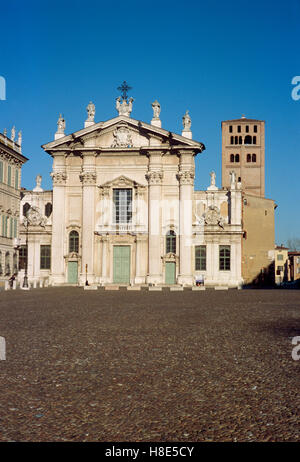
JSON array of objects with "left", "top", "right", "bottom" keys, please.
[
  {"left": 68, "top": 261, "right": 78, "bottom": 284},
  {"left": 165, "top": 262, "right": 176, "bottom": 284},
  {"left": 113, "top": 246, "right": 130, "bottom": 284}
]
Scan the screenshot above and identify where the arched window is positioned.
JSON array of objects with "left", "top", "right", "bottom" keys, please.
[
  {"left": 239, "top": 136, "right": 242, "bottom": 144},
  {"left": 253, "top": 125, "right": 257, "bottom": 133},
  {"left": 235, "top": 154, "right": 240, "bottom": 163},
  {"left": 230, "top": 136, "right": 234, "bottom": 144},
  {"left": 5, "top": 252, "right": 10, "bottom": 276},
  {"left": 229, "top": 125, "right": 233, "bottom": 133},
  {"left": 230, "top": 154, "right": 234, "bottom": 163},
  {"left": 246, "top": 125, "right": 249, "bottom": 133},
  {"left": 235, "top": 136, "right": 238, "bottom": 144},
  {"left": 252, "top": 153, "right": 256, "bottom": 162},
  {"left": 69, "top": 231, "right": 79, "bottom": 253},
  {"left": 45, "top": 203, "right": 52, "bottom": 217},
  {"left": 253, "top": 136, "right": 257, "bottom": 144},
  {"left": 23, "top": 202, "right": 31, "bottom": 217},
  {"left": 247, "top": 154, "right": 251, "bottom": 163},
  {"left": 237, "top": 125, "right": 241, "bottom": 133},
  {"left": 166, "top": 230, "right": 176, "bottom": 254},
  {"left": 244, "top": 135, "right": 252, "bottom": 144}
]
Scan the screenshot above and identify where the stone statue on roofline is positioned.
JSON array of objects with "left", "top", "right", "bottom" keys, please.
[
  {"left": 86, "top": 101, "right": 95, "bottom": 122},
  {"left": 182, "top": 110, "right": 191, "bottom": 131}
]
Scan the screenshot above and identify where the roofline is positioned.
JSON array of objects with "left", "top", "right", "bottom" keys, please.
[{"left": 41, "top": 115, "right": 205, "bottom": 152}]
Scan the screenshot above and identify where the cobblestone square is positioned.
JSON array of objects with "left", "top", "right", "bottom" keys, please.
[{"left": 0, "top": 288, "right": 300, "bottom": 441}]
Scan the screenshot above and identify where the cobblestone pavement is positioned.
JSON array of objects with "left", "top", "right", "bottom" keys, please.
[{"left": 0, "top": 287, "right": 300, "bottom": 442}]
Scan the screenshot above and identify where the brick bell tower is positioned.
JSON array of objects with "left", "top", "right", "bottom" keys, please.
[{"left": 221, "top": 116, "right": 265, "bottom": 197}]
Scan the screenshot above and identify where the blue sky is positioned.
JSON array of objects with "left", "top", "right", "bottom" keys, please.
[{"left": 0, "top": 0, "right": 299, "bottom": 245}]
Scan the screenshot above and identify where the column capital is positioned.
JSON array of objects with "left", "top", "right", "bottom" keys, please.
[
  {"left": 51, "top": 171, "right": 67, "bottom": 185},
  {"left": 177, "top": 170, "right": 194, "bottom": 185},
  {"left": 145, "top": 170, "right": 163, "bottom": 185},
  {"left": 79, "top": 171, "right": 97, "bottom": 185}
]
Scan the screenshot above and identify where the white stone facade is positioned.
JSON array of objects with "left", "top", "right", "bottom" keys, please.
[{"left": 19, "top": 102, "right": 243, "bottom": 288}]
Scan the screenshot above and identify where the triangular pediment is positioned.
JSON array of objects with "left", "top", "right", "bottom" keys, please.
[
  {"left": 42, "top": 115, "right": 205, "bottom": 154},
  {"left": 99, "top": 175, "right": 146, "bottom": 189}
]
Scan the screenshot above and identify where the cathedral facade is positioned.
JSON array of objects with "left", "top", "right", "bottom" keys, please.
[{"left": 18, "top": 96, "right": 245, "bottom": 288}]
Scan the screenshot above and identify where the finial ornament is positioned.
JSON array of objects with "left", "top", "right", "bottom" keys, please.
[
  {"left": 117, "top": 81, "right": 132, "bottom": 101},
  {"left": 3, "top": 128, "right": 7, "bottom": 137},
  {"left": 11, "top": 126, "right": 16, "bottom": 141},
  {"left": 86, "top": 101, "right": 95, "bottom": 122},
  {"left": 18, "top": 130, "right": 22, "bottom": 146}
]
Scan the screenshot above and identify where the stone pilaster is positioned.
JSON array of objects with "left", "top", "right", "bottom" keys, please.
[
  {"left": 177, "top": 151, "right": 194, "bottom": 286},
  {"left": 79, "top": 154, "right": 97, "bottom": 285},
  {"left": 146, "top": 152, "right": 163, "bottom": 285},
  {"left": 50, "top": 158, "right": 67, "bottom": 285}
]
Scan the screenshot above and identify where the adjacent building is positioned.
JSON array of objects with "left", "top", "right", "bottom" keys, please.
[
  {"left": 0, "top": 128, "right": 28, "bottom": 286},
  {"left": 288, "top": 251, "right": 300, "bottom": 282},
  {"left": 221, "top": 117, "right": 276, "bottom": 285}
]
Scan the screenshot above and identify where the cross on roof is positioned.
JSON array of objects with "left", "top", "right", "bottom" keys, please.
[{"left": 117, "top": 81, "right": 132, "bottom": 101}]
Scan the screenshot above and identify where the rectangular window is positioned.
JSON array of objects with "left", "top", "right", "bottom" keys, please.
[
  {"left": 0, "top": 161, "right": 3, "bottom": 183},
  {"left": 195, "top": 245, "right": 206, "bottom": 271},
  {"left": 7, "top": 165, "right": 11, "bottom": 186},
  {"left": 113, "top": 189, "right": 132, "bottom": 224},
  {"left": 13, "top": 218, "right": 17, "bottom": 238},
  {"left": 219, "top": 245, "right": 231, "bottom": 271},
  {"left": 254, "top": 125, "right": 257, "bottom": 133},
  {"left": 19, "top": 246, "right": 27, "bottom": 270},
  {"left": 15, "top": 169, "right": 19, "bottom": 189},
  {"left": 9, "top": 217, "right": 13, "bottom": 238},
  {"left": 40, "top": 245, "right": 51, "bottom": 270},
  {"left": 2, "top": 215, "right": 8, "bottom": 237},
  {"left": 277, "top": 254, "right": 283, "bottom": 260}
]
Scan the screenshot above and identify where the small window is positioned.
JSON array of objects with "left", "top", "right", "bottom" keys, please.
[
  {"left": 230, "top": 154, "right": 234, "bottom": 163},
  {"left": 45, "top": 203, "right": 52, "bottom": 217},
  {"left": 166, "top": 230, "right": 176, "bottom": 254},
  {"left": 244, "top": 135, "right": 252, "bottom": 144},
  {"left": 195, "top": 245, "right": 206, "bottom": 271},
  {"left": 229, "top": 125, "right": 233, "bottom": 133},
  {"left": 235, "top": 154, "right": 240, "bottom": 163},
  {"left": 69, "top": 231, "right": 79, "bottom": 253},
  {"left": 230, "top": 136, "right": 234, "bottom": 144},
  {"left": 247, "top": 154, "right": 251, "bottom": 163},
  {"left": 238, "top": 176, "right": 241, "bottom": 182},
  {"left": 5, "top": 251, "right": 10, "bottom": 276},
  {"left": 246, "top": 125, "right": 249, "bottom": 133},
  {"left": 253, "top": 136, "right": 257, "bottom": 144},
  {"left": 235, "top": 136, "right": 238, "bottom": 144},
  {"left": 23, "top": 203, "right": 31, "bottom": 217},
  {"left": 254, "top": 125, "right": 257, "bottom": 133},
  {"left": 19, "top": 246, "right": 27, "bottom": 270},
  {"left": 252, "top": 153, "right": 256, "bottom": 162},
  {"left": 40, "top": 245, "right": 51, "bottom": 270},
  {"left": 219, "top": 245, "right": 231, "bottom": 271},
  {"left": 239, "top": 136, "right": 242, "bottom": 145},
  {"left": 277, "top": 254, "right": 283, "bottom": 261},
  {"left": 237, "top": 125, "right": 241, "bottom": 133}
]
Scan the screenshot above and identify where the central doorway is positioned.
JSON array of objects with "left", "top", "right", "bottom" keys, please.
[
  {"left": 165, "top": 262, "right": 176, "bottom": 284},
  {"left": 68, "top": 261, "right": 78, "bottom": 284},
  {"left": 113, "top": 245, "right": 130, "bottom": 284}
]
